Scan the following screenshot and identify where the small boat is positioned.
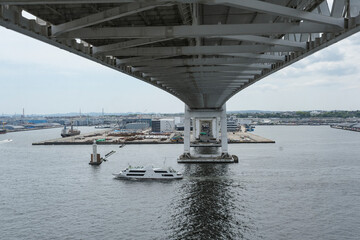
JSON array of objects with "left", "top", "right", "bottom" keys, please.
[
  {"left": 0, "top": 129, "right": 6, "bottom": 134},
  {"left": 95, "top": 125, "right": 113, "bottom": 129},
  {"left": 119, "top": 144, "right": 125, "bottom": 148},
  {"left": 0, "top": 139, "right": 12, "bottom": 143},
  {"left": 113, "top": 165, "right": 183, "bottom": 180}
]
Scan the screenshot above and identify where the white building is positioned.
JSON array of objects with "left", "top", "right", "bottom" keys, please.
[{"left": 160, "top": 119, "right": 175, "bottom": 132}]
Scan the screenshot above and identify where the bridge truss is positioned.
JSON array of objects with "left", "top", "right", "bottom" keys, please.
[{"left": 1, "top": 0, "right": 359, "bottom": 109}]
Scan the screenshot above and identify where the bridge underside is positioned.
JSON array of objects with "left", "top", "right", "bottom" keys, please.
[{"left": 1, "top": 0, "right": 359, "bottom": 110}]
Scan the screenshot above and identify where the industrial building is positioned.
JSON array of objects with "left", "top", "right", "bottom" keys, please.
[
  {"left": 4, "top": 125, "right": 25, "bottom": 131},
  {"left": 125, "top": 122, "right": 149, "bottom": 130},
  {"left": 227, "top": 121, "right": 238, "bottom": 132},
  {"left": 121, "top": 118, "right": 151, "bottom": 129},
  {"left": 151, "top": 119, "right": 175, "bottom": 133}
]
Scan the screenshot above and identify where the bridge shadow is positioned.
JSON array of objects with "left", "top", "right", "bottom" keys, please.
[
  {"left": 193, "top": 146, "right": 219, "bottom": 155},
  {"left": 167, "top": 164, "right": 256, "bottom": 239}
]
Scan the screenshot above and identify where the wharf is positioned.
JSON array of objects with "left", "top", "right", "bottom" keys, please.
[{"left": 32, "top": 130, "right": 275, "bottom": 145}]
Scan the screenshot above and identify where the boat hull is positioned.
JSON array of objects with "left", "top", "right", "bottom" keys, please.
[
  {"left": 61, "top": 131, "right": 80, "bottom": 138},
  {"left": 112, "top": 168, "right": 183, "bottom": 180},
  {"left": 113, "top": 174, "right": 183, "bottom": 180}
]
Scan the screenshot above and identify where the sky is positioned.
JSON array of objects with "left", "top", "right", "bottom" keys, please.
[{"left": 0, "top": 25, "right": 359, "bottom": 115}]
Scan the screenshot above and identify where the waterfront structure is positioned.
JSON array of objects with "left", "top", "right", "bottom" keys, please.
[
  {"left": 227, "top": 121, "right": 238, "bottom": 132},
  {"left": 1, "top": 1, "right": 359, "bottom": 161},
  {"left": 89, "top": 140, "right": 102, "bottom": 165},
  {"left": 121, "top": 118, "right": 151, "bottom": 129},
  {"left": 331, "top": 123, "right": 360, "bottom": 132},
  {"left": 151, "top": 119, "right": 175, "bottom": 133},
  {"left": 159, "top": 119, "right": 175, "bottom": 132},
  {"left": 151, "top": 120, "right": 161, "bottom": 133},
  {"left": 4, "top": 125, "right": 25, "bottom": 131},
  {"left": 125, "top": 122, "right": 149, "bottom": 130}
]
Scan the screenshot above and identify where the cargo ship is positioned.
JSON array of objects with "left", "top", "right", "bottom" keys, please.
[{"left": 61, "top": 124, "right": 80, "bottom": 137}]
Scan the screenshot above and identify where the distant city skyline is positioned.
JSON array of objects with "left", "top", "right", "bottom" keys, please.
[
  {"left": 2, "top": 109, "right": 360, "bottom": 118},
  {"left": 1, "top": 26, "right": 359, "bottom": 115}
]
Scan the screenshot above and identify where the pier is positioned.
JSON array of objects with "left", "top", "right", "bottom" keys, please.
[{"left": 32, "top": 130, "right": 274, "bottom": 145}]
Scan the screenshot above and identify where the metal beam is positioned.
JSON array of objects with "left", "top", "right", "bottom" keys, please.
[
  {"left": 116, "top": 55, "right": 172, "bottom": 64},
  {"left": 125, "top": 54, "right": 285, "bottom": 67},
  {"left": 170, "top": 86, "right": 237, "bottom": 90},
  {"left": 140, "top": 66, "right": 264, "bottom": 74},
  {"left": 51, "top": 2, "right": 171, "bottom": 36},
  {"left": 220, "top": 35, "right": 307, "bottom": 49},
  {"left": 214, "top": 0, "right": 344, "bottom": 28},
  {"left": 159, "top": 79, "right": 250, "bottom": 84},
  {"left": 93, "top": 38, "right": 173, "bottom": 54},
  {"left": 220, "top": 53, "right": 285, "bottom": 61},
  {"left": 58, "top": 22, "right": 342, "bottom": 39},
  {"left": 158, "top": 75, "right": 252, "bottom": 80},
  {"left": 130, "top": 56, "right": 279, "bottom": 67},
  {"left": 152, "top": 77, "right": 253, "bottom": 82},
  {"left": 164, "top": 80, "right": 248, "bottom": 85},
  {"left": 171, "top": 88, "right": 235, "bottom": 94},
  {"left": 108, "top": 45, "right": 298, "bottom": 57},
  {"left": 165, "top": 84, "right": 244, "bottom": 88},
  {"left": 151, "top": 72, "right": 255, "bottom": 79},
  {"left": 133, "top": 63, "right": 270, "bottom": 71},
  {"left": 143, "top": 69, "right": 261, "bottom": 76}
]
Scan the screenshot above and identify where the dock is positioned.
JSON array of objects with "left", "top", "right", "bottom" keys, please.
[{"left": 32, "top": 130, "right": 275, "bottom": 145}]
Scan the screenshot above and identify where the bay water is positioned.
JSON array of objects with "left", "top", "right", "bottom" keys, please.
[{"left": 0, "top": 126, "right": 359, "bottom": 239}]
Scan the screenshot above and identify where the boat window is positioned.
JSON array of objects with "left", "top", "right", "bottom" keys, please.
[
  {"left": 129, "top": 170, "right": 146, "bottom": 173},
  {"left": 126, "top": 174, "right": 145, "bottom": 176},
  {"left": 154, "top": 170, "right": 168, "bottom": 173},
  {"left": 162, "top": 174, "right": 174, "bottom": 177}
]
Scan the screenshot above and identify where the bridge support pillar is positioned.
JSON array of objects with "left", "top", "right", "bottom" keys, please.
[
  {"left": 179, "top": 103, "right": 236, "bottom": 163},
  {"left": 212, "top": 118, "right": 217, "bottom": 140},
  {"left": 183, "top": 105, "right": 191, "bottom": 155},
  {"left": 220, "top": 104, "right": 228, "bottom": 155},
  {"left": 194, "top": 118, "right": 200, "bottom": 140}
]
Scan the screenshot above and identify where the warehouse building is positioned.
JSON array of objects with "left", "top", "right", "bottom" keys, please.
[{"left": 151, "top": 119, "right": 175, "bottom": 133}]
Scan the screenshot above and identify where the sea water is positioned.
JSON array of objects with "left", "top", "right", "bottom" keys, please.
[{"left": 0, "top": 126, "right": 359, "bottom": 240}]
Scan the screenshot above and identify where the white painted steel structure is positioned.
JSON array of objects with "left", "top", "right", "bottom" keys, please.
[{"left": 1, "top": 0, "right": 360, "bottom": 158}]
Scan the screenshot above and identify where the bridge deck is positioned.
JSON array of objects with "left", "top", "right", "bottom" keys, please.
[{"left": 1, "top": 0, "right": 359, "bottom": 109}]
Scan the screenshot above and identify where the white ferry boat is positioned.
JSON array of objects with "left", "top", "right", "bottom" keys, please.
[{"left": 113, "top": 165, "right": 183, "bottom": 180}]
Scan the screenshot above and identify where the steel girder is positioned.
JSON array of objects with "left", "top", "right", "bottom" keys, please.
[{"left": 1, "top": 0, "right": 360, "bottom": 109}]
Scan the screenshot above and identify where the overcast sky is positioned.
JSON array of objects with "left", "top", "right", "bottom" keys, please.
[{"left": 0, "top": 26, "right": 359, "bottom": 115}]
